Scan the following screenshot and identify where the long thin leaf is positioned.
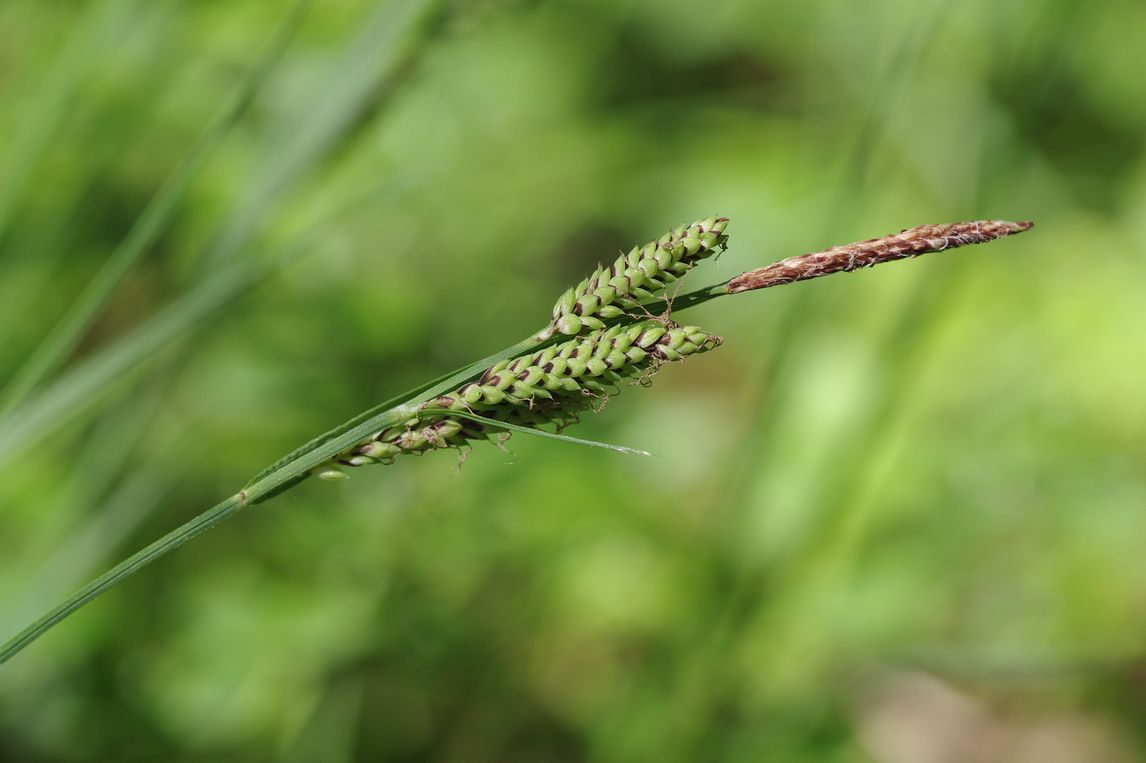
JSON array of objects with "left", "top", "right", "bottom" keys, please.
[
  {"left": 0, "top": 455, "right": 179, "bottom": 631},
  {"left": 0, "top": 330, "right": 635, "bottom": 665},
  {"left": 201, "top": 0, "right": 442, "bottom": 271},
  {"left": 0, "top": 494, "right": 242, "bottom": 664},
  {"left": 0, "top": 286, "right": 718, "bottom": 663},
  {"left": 0, "top": 257, "right": 274, "bottom": 469},
  {"left": 0, "top": 0, "right": 446, "bottom": 467},
  {"left": 0, "top": 2, "right": 131, "bottom": 241},
  {"left": 0, "top": 0, "right": 313, "bottom": 417},
  {"left": 0, "top": 177, "right": 424, "bottom": 471},
  {"left": 418, "top": 408, "right": 654, "bottom": 457}
]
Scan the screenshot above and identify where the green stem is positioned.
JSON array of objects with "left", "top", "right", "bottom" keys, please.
[
  {"left": 647, "top": 282, "right": 731, "bottom": 314},
  {"left": 0, "top": 282, "right": 731, "bottom": 666},
  {"left": 0, "top": 219, "right": 1030, "bottom": 663},
  {"left": 0, "top": 495, "right": 241, "bottom": 664},
  {"left": 0, "top": 337, "right": 543, "bottom": 665}
]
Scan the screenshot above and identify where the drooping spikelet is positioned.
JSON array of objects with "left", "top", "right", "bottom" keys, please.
[
  {"left": 545, "top": 216, "right": 729, "bottom": 336},
  {"left": 316, "top": 320, "right": 721, "bottom": 477}
]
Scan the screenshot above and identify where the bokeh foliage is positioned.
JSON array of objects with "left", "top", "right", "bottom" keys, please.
[{"left": 1, "top": 0, "right": 1144, "bottom": 760}]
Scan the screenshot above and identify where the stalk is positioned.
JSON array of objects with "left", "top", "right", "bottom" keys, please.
[{"left": 0, "top": 217, "right": 1032, "bottom": 666}]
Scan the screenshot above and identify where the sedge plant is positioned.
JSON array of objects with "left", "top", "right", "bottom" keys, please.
[{"left": 0, "top": 215, "right": 1031, "bottom": 664}]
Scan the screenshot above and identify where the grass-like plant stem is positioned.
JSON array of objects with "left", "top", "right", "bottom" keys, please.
[
  {"left": 0, "top": 218, "right": 1031, "bottom": 666},
  {"left": 0, "top": 0, "right": 313, "bottom": 417}
]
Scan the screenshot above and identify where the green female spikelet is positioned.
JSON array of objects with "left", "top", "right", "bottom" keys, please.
[
  {"left": 316, "top": 320, "right": 721, "bottom": 478},
  {"left": 544, "top": 216, "right": 729, "bottom": 337}
]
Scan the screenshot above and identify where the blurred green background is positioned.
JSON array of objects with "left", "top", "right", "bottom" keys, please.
[{"left": 2, "top": 0, "right": 1144, "bottom": 760}]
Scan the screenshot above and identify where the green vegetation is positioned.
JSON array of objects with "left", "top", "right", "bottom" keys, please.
[{"left": 1, "top": 0, "right": 1144, "bottom": 760}]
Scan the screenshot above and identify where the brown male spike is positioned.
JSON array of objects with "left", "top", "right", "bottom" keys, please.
[{"left": 726, "top": 220, "right": 1033, "bottom": 294}]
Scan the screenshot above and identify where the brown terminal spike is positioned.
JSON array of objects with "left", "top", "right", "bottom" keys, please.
[{"left": 726, "top": 220, "right": 1032, "bottom": 294}]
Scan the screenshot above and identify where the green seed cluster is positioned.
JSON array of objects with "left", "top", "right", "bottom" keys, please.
[
  {"left": 438, "top": 320, "right": 719, "bottom": 408},
  {"left": 548, "top": 216, "right": 729, "bottom": 336},
  {"left": 316, "top": 321, "right": 721, "bottom": 478}
]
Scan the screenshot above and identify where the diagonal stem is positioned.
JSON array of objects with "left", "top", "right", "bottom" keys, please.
[
  {"left": 0, "top": 495, "right": 241, "bottom": 664},
  {"left": 0, "top": 218, "right": 1032, "bottom": 666}
]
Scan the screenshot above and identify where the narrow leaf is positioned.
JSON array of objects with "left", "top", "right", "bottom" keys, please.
[
  {"left": 0, "top": 0, "right": 313, "bottom": 416},
  {"left": 418, "top": 408, "right": 654, "bottom": 457}
]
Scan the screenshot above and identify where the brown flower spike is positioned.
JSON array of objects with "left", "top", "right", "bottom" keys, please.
[{"left": 726, "top": 220, "right": 1033, "bottom": 294}]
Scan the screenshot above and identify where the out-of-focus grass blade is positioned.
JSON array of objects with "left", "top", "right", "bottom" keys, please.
[
  {"left": 0, "top": 2, "right": 129, "bottom": 242},
  {"left": 0, "top": 169, "right": 418, "bottom": 471},
  {"left": 0, "top": 2, "right": 135, "bottom": 351},
  {"left": 0, "top": 174, "right": 420, "bottom": 471},
  {"left": 0, "top": 454, "right": 178, "bottom": 633},
  {"left": 201, "top": 0, "right": 443, "bottom": 270},
  {"left": 648, "top": 9, "right": 958, "bottom": 749},
  {"left": 0, "top": 373, "right": 175, "bottom": 662},
  {"left": 0, "top": 0, "right": 313, "bottom": 417},
  {"left": 283, "top": 679, "right": 364, "bottom": 763},
  {"left": 419, "top": 408, "right": 654, "bottom": 457},
  {"left": 0, "top": 0, "right": 445, "bottom": 466},
  {"left": 3, "top": 383, "right": 164, "bottom": 557},
  {"left": 0, "top": 492, "right": 244, "bottom": 665},
  {"left": 0, "top": 254, "right": 280, "bottom": 471}
]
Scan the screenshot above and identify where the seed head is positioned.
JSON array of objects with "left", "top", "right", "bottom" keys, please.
[
  {"left": 317, "top": 320, "right": 722, "bottom": 477},
  {"left": 547, "top": 216, "right": 729, "bottom": 336}
]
